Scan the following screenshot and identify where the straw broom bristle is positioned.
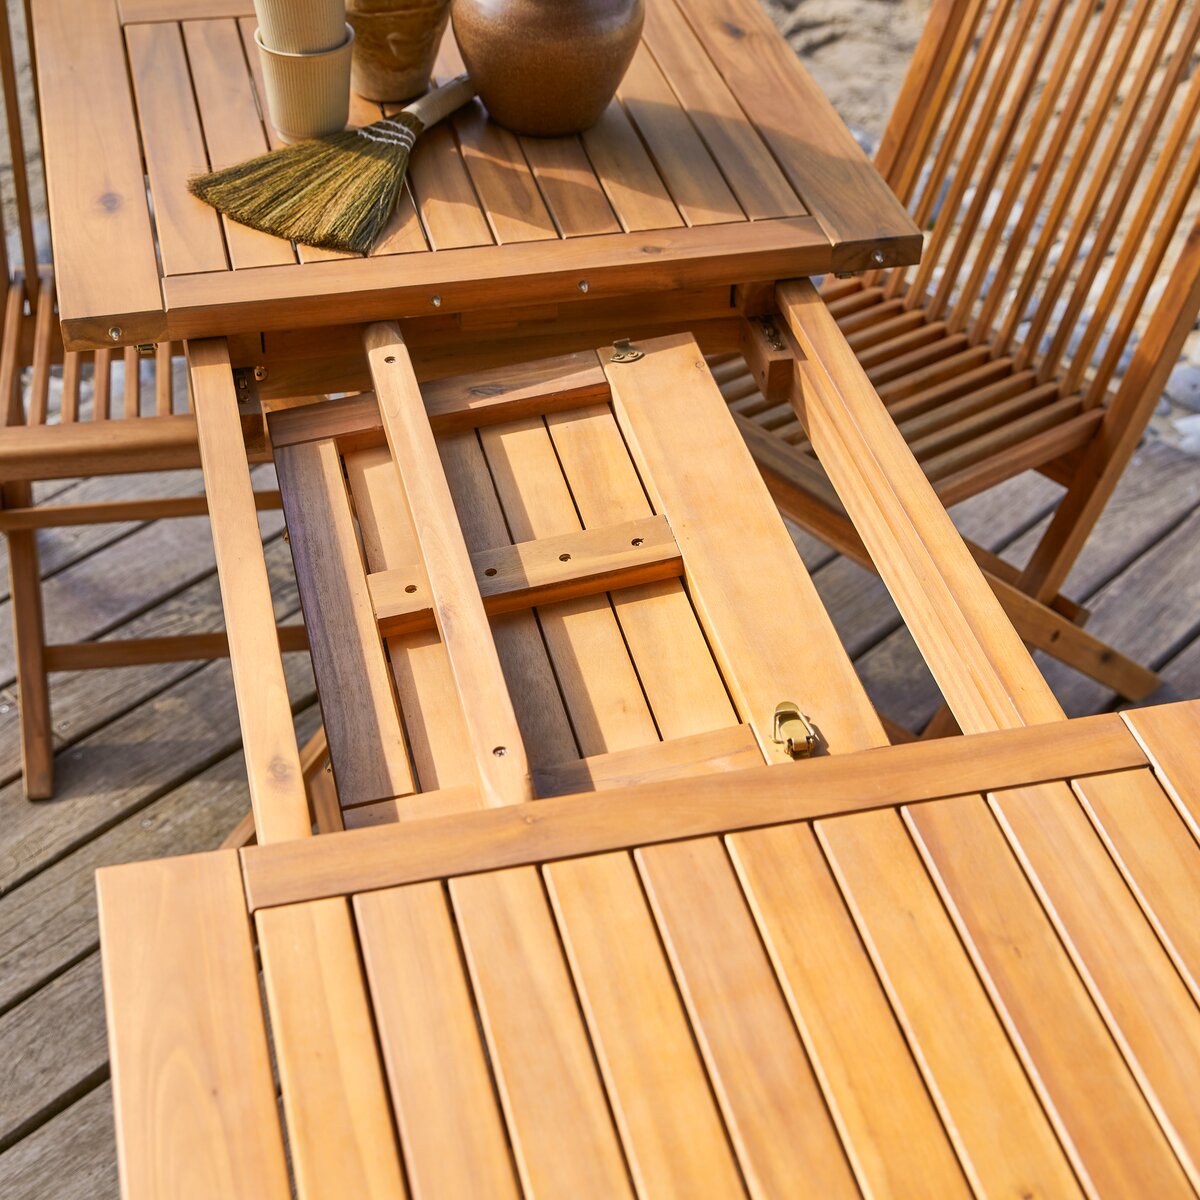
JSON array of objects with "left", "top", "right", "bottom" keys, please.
[{"left": 188, "top": 112, "right": 424, "bottom": 255}]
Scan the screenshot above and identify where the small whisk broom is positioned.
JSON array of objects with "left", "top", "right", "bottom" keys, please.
[{"left": 189, "top": 75, "right": 476, "bottom": 255}]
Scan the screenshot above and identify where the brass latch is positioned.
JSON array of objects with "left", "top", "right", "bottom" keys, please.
[
  {"left": 773, "top": 702, "right": 818, "bottom": 758},
  {"left": 759, "top": 317, "right": 785, "bottom": 352},
  {"left": 610, "top": 338, "right": 643, "bottom": 363}
]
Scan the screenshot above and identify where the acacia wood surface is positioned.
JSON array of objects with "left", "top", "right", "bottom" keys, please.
[{"left": 39, "top": 0, "right": 917, "bottom": 349}]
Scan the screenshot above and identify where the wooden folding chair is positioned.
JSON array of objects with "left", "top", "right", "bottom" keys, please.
[
  {"left": 0, "top": 2, "right": 294, "bottom": 799},
  {"left": 731, "top": 0, "right": 1200, "bottom": 727}
]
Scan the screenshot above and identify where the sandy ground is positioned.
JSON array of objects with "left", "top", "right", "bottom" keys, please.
[{"left": 1, "top": 0, "right": 1196, "bottom": 452}]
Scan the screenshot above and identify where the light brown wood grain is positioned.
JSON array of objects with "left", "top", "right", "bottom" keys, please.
[
  {"left": 531, "top": 723, "right": 762, "bottom": 797},
  {"left": 519, "top": 134, "right": 622, "bottom": 238},
  {"left": 580, "top": 100, "right": 684, "bottom": 232},
  {"left": 779, "top": 279, "right": 1065, "bottom": 733},
  {"left": 239, "top": 711, "right": 1145, "bottom": 909},
  {"left": 821, "top": 808, "right": 1084, "bottom": 1196},
  {"left": 450, "top": 868, "right": 634, "bottom": 1197},
  {"left": 989, "top": 778, "right": 1200, "bottom": 1185},
  {"left": 355, "top": 883, "right": 520, "bottom": 1199},
  {"left": 150, "top": 216, "right": 828, "bottom": 351},
  {"left": 188, "top": 337, "right": 309, "bottom": 843},
  {"left": 31, "top": 0, "right": 164, "bottom": 347},
  {"left": 729, "top": 821, "right": 970, "bottom": 1196},
  {"left": 97, "top": 852, "right": 291, "bottom": 1200},
  {"left": 256, "top": 899, "right": 408, "bottom": 1199},
  {"left": 674, "top": 0, "right": 918, "bottom": 267},
  {"left": 273, "top": 438, "right": 415, "bottom": 805},
  {"left": 617, "top": 43, "right": 744, "bottom": 227},
  {"left": 641, "top": 0, "right": 806, "bottom": 221},
  {"left": 1123, "top": 701, "right": 1200, "bottom": 835},
  {"left": 1077, "top": 768, "right": 1200, "bottom": 1003},
  {"left": 472, "top": 381, "right": 753, "bottom": 1193},
  {"left": 369, "top": 514, "right": 681, "bottom": 635},
  {"left": 365, "top": 322, "right": 531, "bottom": 806},
  {"left": 125, "top": 22, "right": 227, "bottom": 276},
  {"left": 604, "top": 332, "right": 888, "bottom": 758},
  {"left": 909, "top": 794, "right": 1194, "bottom": 1196},
  {"left": 637, "top": 836, "right": 859, "bottom": 1197}
]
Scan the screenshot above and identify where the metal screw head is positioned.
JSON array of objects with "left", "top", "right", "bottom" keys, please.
[
  {"left": 870, "top": 250, "right": 886, "bottom": 266},
  {"left": 431, "top": 294, "right": 442, "bottom": 307},
  {"left": 108, "top": 326, "right": 122, "bottom": 342},
  {"left": 253, "top": 365, "right": 267, "bottom": 381},
  {"left": 577, "top": 279, "right": 589, "bottom": 293}
]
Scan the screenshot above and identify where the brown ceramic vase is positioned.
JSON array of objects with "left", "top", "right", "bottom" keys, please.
[{"left": 451, "top": 0, "right": 644, "bottom": 136}]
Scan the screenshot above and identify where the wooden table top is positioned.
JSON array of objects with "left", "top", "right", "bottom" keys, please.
[
  {"left": 33, "top": 0, "right": 919, "bottom": 351},
  {"left": 94, "top": 315, "right": 1200, "bottom": 1197},
  {"left": 97, "top": 698, "right": 1200, "bottom": 1198}
]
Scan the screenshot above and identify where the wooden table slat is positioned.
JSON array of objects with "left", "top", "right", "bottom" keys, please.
[
  {"left": 97, "top": 852, "right": 291, "bottom": 1200},
  {"left": 990, "top": 778, "right": 1200, "bottom": 1185},
  {"left": 729, "top": 822, "right": 971, "bottom": 1197},
  {"left": 354, "top": 883, "right": 521, "bottom": 1199},
  {"left": 256, "top": 899, "right": 409, "bottom": 1198},
  {"left": 1123, "top": 699, "right": 1200, "bottom": 836},
  {"left": 519, "top": 133, "right": 624, "bottom": 238},
  {"left": 617, "top": 42, "right": 746, "bottom": 227},
  {"left": 1076, "top": 767, "right": 1200, "bottom": 1004},
  {"left": 908, "top": 795, "right": 1195, "bottom": 1196},
  {"left": 33, "top": 0, "right": 164, "bottom": 346},
  {"left": 367, "top": 323, "right": 533, "bottom": 806},
  {"left": 450, "top": 868, "right": 635, "bottom": 1197},
  {"left": 821, "top": 808, "right": 1086, "bottom": 1197},
  {"left": 638, "top": 836, "right": 860, "bottom": 1196},
  {"left": 580, "top": 99, "right": 685, "bottom": 232},
  {"left": 181, "top": 18, "right": 297, "bottom": 268},
  {"left": 603, "top": 332, "right": 887, "bottom": 758},
  {"left": 125, "top": 21, "right": 228, "bottom": 276},
  {"left": 273, "top": 438, "right": 416, "bottom": 805},
  {"left": 672, "top": 0, "right": 921, "bottom": 269},
  {"left": 641, "top": 0, "right": 808, "bottom": 222}
]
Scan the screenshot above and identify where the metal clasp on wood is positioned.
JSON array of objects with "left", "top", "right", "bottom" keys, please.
[
  {"left": 610, "top": 338, "right": 643, "bottom": 363},
  {"left": 773, "top": 701, "right": 818, "bottom": 758},
  {"left": 758, "top": 317, "right": 785, "bottom": 352}
]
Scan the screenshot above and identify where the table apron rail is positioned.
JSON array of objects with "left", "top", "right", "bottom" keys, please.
[{"left": 239, "top": 710, "right": 1149, "bottom": 910}]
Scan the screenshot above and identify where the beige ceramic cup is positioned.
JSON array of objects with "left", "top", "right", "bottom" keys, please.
[
  {"left": 255, "top": 24, "right": 355, "bottom": 143},
  {"left": 254, "top": 0, "right": 348, "bottom": 53}
]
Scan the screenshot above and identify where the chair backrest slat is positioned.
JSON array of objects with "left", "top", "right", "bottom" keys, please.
[
  {"left": 947, "top": 0, "right": 1099, "bottom": 334},
  {"left": 1067, "top": 57, "right": 1200, "bottom": 397},
  {"left": 885, "top": 0, "right": 1021, "bottom": 304},
  {"left": 884, "top": 0, "right": 1200, "bottom": 413},
  {"left": 1018, "top": 0, "right": 1200, "bottom": 375},
  {"left": 926, "top": 0, "right": 1075, "bottom": 324},
  {"left": 970, "top": 0, "right": 1130, "bottom": 340}
]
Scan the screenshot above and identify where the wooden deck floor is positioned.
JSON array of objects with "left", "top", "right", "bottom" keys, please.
[{"left": 1, "top": 384, "right": 1198, "bottom": 1196}]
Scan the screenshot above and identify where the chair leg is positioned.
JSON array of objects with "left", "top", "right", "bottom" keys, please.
[
  {"left": 4, "top": 482, "right": 53, "bottom": 798},
  {"left": 300, "top": 726, "right": 341, "bottom": 833}
]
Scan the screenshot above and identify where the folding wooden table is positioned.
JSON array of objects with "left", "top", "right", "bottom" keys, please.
[
  {"left": 33, "top": 0, "right": 919, "bottom": 363},
  {"left": 98, "top": 321, "right": 1200, "bottom": 1197}
]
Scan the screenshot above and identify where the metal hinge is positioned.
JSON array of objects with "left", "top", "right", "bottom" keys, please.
[
  {"left": 759, "top": 317, "right": 785, "bottom": 352},
  {"left": 610, "top": 338, "right": 643, "bottom": 363},
  {"left": 773, "top": 702, "right": 819, "bottom": 758}
]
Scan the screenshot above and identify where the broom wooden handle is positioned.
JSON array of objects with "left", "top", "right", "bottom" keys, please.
[{"left": 404, "top": 74, "right": 477, "bottom": 129}]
